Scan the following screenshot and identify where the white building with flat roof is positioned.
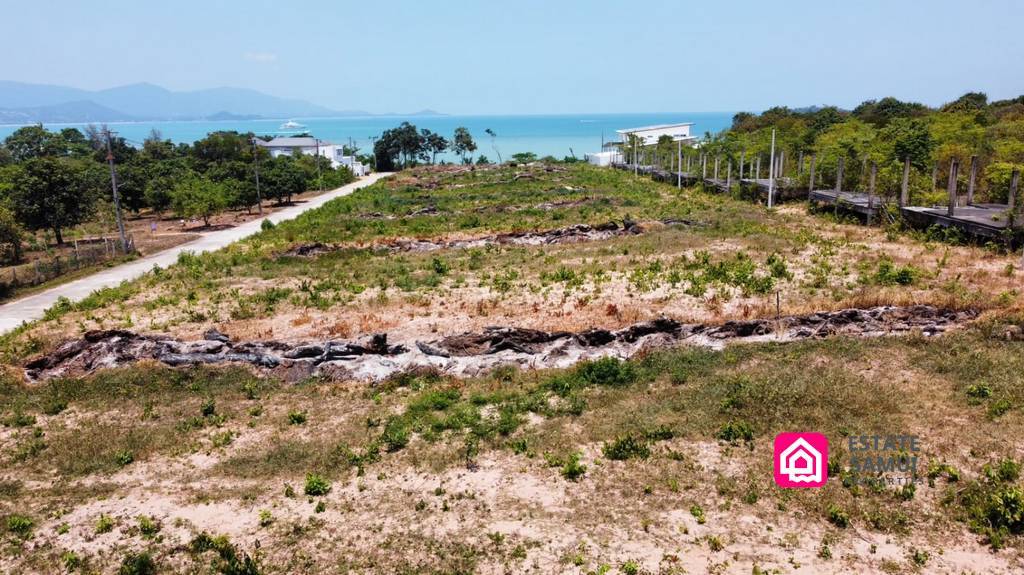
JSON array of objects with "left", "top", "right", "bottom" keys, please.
[
  {"left": 256, "top": 137, "right": 367, "bottom": 175},
  {"left": 616, "top": 123, "right": 697, "bottom": 146}
]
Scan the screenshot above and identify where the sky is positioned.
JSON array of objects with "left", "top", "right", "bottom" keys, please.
[{"left": 2, "top": 0, "right": 1023, "bottom": 115}]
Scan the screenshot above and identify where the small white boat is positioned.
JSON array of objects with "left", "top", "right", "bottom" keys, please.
[{"left": 279, "top": 120, "right": 306, "bottom": 130}]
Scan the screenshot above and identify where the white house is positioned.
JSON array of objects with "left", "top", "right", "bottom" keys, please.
[
  {"left": 585, "top": 150, "right": 624, "bottom": 166},
  {"left": 616, "top": 123, "right": 698, "bottom": 147},
  {"left": 256, "top": 137, "right": 367, "bottom": 175}
]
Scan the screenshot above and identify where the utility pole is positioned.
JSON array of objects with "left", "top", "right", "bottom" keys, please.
[
  {"left": 315, "top": 138, "right": 324, "bottom": 193},
  {"left": 104, "top": 129, "right": 129, "bottom": 253},
  {"left": 250, "top": 137, "right": 264, "bottom": 215},
  {"left": 767, "top": 128, "right": 776, "bottom": 208}
]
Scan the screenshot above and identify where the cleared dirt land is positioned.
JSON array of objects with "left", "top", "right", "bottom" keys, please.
[{"left": 2, "top": 163, "right": 1024, "bottom": 574}]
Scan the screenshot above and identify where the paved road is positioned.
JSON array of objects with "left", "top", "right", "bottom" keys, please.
[{"left": 0, "top": 172, "right": 391, "bottom": 335}]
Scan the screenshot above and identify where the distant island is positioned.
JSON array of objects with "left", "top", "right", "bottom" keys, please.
[{"left": 0, "top": 80, "right": 444, "bottom": 124}]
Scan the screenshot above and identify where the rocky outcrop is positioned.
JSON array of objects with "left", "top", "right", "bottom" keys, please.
[
  {"left": 280, "top": 218, "right": 709, "bottom": 258},
  {"left": 23, "top": 306, "right": 975, "bottom": 383}
]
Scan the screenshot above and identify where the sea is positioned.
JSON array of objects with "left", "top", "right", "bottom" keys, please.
[{"left": 0, "top": 112, "right": 734, "bottom": 162}]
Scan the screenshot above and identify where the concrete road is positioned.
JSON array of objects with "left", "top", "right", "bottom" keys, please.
[{"left": 0, "top": 172, "right": 391, "bottom": 335}]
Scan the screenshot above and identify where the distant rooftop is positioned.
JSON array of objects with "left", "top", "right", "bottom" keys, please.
[
  {"left": 615, "top": 122, "right": 694, "bottom": 134},
  {"left": 257, "top": 137, "right": 332, "bottom": 148}
]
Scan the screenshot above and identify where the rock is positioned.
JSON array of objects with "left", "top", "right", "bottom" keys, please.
[
  {"left": 283, "top": 344, "right": 325, "bottom": 359},
  {"left": 22, "top": 306, "right": 979, "bottom": 383},
  {"left": 416, "top": 341, "right": 451, "bottom": 358},
  {"left": 616, "top": 318, "right": 682, "bottom": 342},
  {"left": 575, "top": 329, "right": 615, "bottom": 347},
  {"left": 999, "top": 324, "right": 1024, "bottom": 341},
  {"left": 203, "top": 328, "right": 230, "bottom": 343}
]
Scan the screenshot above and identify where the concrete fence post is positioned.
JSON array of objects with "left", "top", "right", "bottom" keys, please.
[
  {"left": 967, "top": 155, "right": 978, "bottom": 205},
  {"left": 834, "top": 157, "right": 844, "bottom": 218},
  {"left": 946, "top": 158, "right": 959, "bottom": 218},
  {"left": 867, "top": 162, "right": 877, "bottom": 226},
  {"left": 808, "top": 153, "right": 816, "bottom": 200},
  {"left": 900, "top": 157, "right": 911, "bottom": 209}
]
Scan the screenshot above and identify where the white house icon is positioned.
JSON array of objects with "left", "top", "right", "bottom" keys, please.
[{"left": 779, "top": 437, "right": 823, "bottom": 483}]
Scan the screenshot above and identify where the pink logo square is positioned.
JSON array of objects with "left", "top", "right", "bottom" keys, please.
[{"left": 774, "top": 432, "right": 829, "bottom": 488}]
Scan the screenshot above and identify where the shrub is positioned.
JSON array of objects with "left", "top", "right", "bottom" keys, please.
[
  {"left": 690, "top": 504, "right": 707, "bottom": 525},
  {"left": 304, "top": 473, "right": 331, "bottom": 496},
  {"left": 189, "top": 532, "right": 261, "bottom": 575},
  {"left": 716, "top": 420, "right": 754, "bottom": 443},
  {"left": 909, "top": 548, "right": 929, "bottom": 567},
  {"left": 603, "top": 434, "right": 651, "bottom": 461},
  {"left": 287, "top": 410, "right": 307, "bottom": 425},
  {"left": 260, "top": 219, "right": 275, "bottom": 231},
  {"left": 874, "top": 259, "right": 918, "bottom": 286},
  {"left": 118, "top": 551, "right": 157, "bottom": 575},
  {"left": 5, "top": 514, "right": 33, "bottom": 538},
  {"left": 137, "top": 515, "right": 160, "bottom": 538},
  {"left": 95, "top": 514, "right": 116, "bottom": 534},
  {"left": 575, "top": 357, "right": 636, "bottom": 387},
  {"left": 62, "top": 551, "right": 81, "bottom": 571},
  {"left": 115, "top": 449, "right": 135, "bottom": 466},
  {"left": 827, "top": 504, "right": 850, "bottom": 528},
  {"left": 561, "top": 452, "right": 587, "bottom": 481},
  {"left": 258, "top": 510, "right": 273, "bottom": 527},
  {"left": 966, "top": 383, "right": 992, "bottom": 400},
  {"left": 988, "top": 398, "right": 1012, "bottom": 418}
]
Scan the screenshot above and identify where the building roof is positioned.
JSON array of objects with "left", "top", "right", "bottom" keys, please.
[
  {"left": 615, "top": 123, "right": 694, "bottom": 135},
  {"left": 257, "top": 137, "right": 332, "bottom": 148}
]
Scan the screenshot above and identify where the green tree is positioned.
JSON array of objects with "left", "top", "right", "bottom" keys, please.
[
  {"left": 8, "top": 157, "right": 100, "bottom": 244},
  {"left": 484, "top": 128, "right": 502, "bottom": 163},
  {"left": 881, "top": 117, "right": 934, "bottom": 169},
  {"left": 0, "top": 206, "right": 23, "bottom": 265},
  {"left": 2, "top": 125, "right": 68, "bottom": 162},
  {"left": 170, "top": 177, "right": 230, "bottom": 226},
  {"left": 511, "top": 152, "right": 537, "bottom": 164},
  {"left": 451, "top": 127, "right": 477, "bottom": 164},
  {"left": 421, "top": 129, "right": 449, "bottom": 164},
  {"left": 262, "top": 156, "right": 309, "bottom": 204}
]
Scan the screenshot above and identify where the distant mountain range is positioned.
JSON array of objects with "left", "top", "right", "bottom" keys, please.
[{"left": 0, "top": 81, "right": 445, "bottom": 124}]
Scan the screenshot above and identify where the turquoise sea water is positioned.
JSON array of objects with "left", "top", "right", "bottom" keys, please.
[{"left": 0, "top": 112, "right": 734, "bottom": 161}]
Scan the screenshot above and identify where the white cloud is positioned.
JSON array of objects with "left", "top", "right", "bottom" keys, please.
[{"left": 243, "top": 52, "right": 278, "bottom": 64}]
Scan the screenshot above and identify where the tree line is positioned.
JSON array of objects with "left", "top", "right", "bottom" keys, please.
[
  {"left": 373, "top": 123, "right": 484, "bottom": 170},
  {"left": 689, "top": 92, "right": 1024, "bottom": 203},
  {"left": 0, "top": 126, "right": 356, "bottom": 264}
]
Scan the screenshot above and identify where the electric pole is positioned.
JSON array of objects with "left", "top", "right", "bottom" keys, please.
[
  {"left": 104, "top": 129, "right": 129, "bottom": 252},
  {"left": 250, "top": 137, "right": 263, "bottom": 215},
  {"left": 315, "top": 138, "right": 324, "bottom": 193}
]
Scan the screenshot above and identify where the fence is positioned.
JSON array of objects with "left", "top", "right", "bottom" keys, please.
[{"left": 0, "top": 235, "right": 135, "bottom": 296}]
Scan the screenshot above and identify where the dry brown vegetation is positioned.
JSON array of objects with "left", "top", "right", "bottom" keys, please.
[{"left": 2, "top": 163, "right": 1024, "bottom": 574}]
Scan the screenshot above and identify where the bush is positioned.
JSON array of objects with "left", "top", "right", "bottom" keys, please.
[
  {"left": 575, "top": 357, "right": 636, "bottom": 387},
  {"left": 304, "top": 473, "right": 331, "bottom": 496},
  {"left": 5, "top": 514, "right": 33, "bottom": 538},
  {"left": 95, "top": 514, "right": 115, "bottom": 534},
  {"left": 260, "top": 218, "right": 275, "bottom": 231},
  {"left": 827, "top": 504, "right": 850, "bottom": 528},
  {"left": 138, "top": 515, "right": 160, "bottom": 537},
  {"left": 690, "top": 504, "right": 707, "bottom": 524},
  {"left": 716, "top": 420, "right": 754, "bottom": 443},
  {"left": 602, "top": 434, "right": 651, "bottom": 461},
  {"left": 115, "top": 449, "right": 135, "bottom": 466},
  {"left": 118, "top": 551, "right": 157, "bottom": 575},
  {"left": 189, "top": 532, "right": 261, "bottom": 575},
  {"left": 560, "top": 452, "right": 587, "bottom": 481},
  {"left": 874, "top": 259, "right": 918, "bottom": 286}
]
